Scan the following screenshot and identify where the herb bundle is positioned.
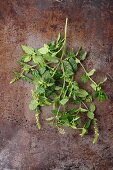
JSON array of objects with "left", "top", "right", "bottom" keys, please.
[{"left": 10, "top": 18, "right": 108, "bottom": 143}]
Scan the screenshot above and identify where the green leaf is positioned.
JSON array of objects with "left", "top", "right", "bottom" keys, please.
[
  {"left": 44, "top": 53, "right": 59, "bottom": 63},
  {"left": 38, "top": 44, "right": 49, "bottom": 54},
  {"left": 96, "top": 89, "right": 108, "bottom": 101},
  {"left": 60, "top": 98, "right": 69, "bottom": 105},
  {"left": 81, "top": 74, "right": 89, "bottom": 83},
  {"left": 36, "top": 86, "right": 45, "bottom": 94},
  {"left": 69, "top": 58, "right": 77, "bottom": 72},
  {"left": 90, "top": 103, "right": 96, "bottom": 112},
  {"left": 66, "top": 51, "right": 75, "bottom": 58},
  {"left": 21, "top": 45, "right": 35, "bottom": 55},
  {"left": 85, "top": 119, "right": 91, "bottom": 129},
  {"left": 39, "top": 67, "right": 46, "bottom": 75},
  {"left": 87, "top": 111, "right": 94, "bottom": 119},
  {"left": 33, "top": 55, "right": 45, "bottom": 66},
  {"left": 77, "top": 48, "right": 87, "bottom": 61},
  {"left": 86, "top": 94, "right": 92, "bottom": 102},
  {"left": 42, "top": 70, "right": 51, "bottom": 81},
  {"left": 29, "top": 100, "right": 38, "bottom": 110},
  {"left": 22, "top": 55, "right": 31, "bottom": 62},
  {"left": 76, "top": 58, "right": 80, "bottom": 63},
  {"left": 63, "top": 61, "right": 74, "bottom": 76},
  {"left": 55, "top": 86, "right": 62, "bottom": 90},
  {"left": 90, "top": 83, "right": 97, "bottom": 91},
  {"left": 76, "top": 89, "right": 88, "bottom": 98},
  {"left": 72, "top": 116, "right": 80, "bottom": 121},
  {"left": 87, "top": 69, "right": 96, "bottom": 76},
  {"left": 79, "top": 108, "right": 88, "bottom": 112},
  {"left": 68, "top": 108, "right": 78, "bottom": 114},
  {"left": 32, "top": 70, "right": 41, "bottom": 79}
]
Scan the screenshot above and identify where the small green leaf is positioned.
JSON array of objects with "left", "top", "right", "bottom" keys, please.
[
  {"left": 90, "top": 83, "right": 97, "bottom": 91},
  {"left": 44, "top": 53, "right": 59, "bottom": 63},
  {"left": 39, "top": 67, "right": 46, "bottom": 75},
  {"left": 55, "top": 86, "right": 62, "bottom": 90},
  {"left": 72, "top": 116, "right": 80, "bottom": 121},
  {"left": 96, "top": 89, "right": 108, "bottom": 101},
  {"left": 38, "top": 44, "right": 49, "bottom": 54},
  {"left": 69, "top": 58, "right": 77, "bottom": 72},
  {"left": 23, "top": 55, "right": 31, "bottom": 62},
  {"left": 81, "top": 74, "right": 89, "bottom": 83},
  {"left": 87, "top": 111, "right": 94, "bottom": 119},
  {"left": 33, "top": 55, "right": 45, "bottom": 66},
  {"left": 66, "top": 51, "right": 75, "bottom": 58},
  {"left": 60, "top": 98, "right": 69, "bottom": 105},
  {"left": 29, "top": 100, "right": 38, "bottom": 110},
  {"left": 76, "top": 89, "right": 88, "bottom": 98},
  {"left": 76, "top": 58, "right": 80, "bottom": 63},
  {"left": 87, "top": 69, "right": 96, "bottom": 76},
  {"left": 21, "top": 45, "right": 35, "bottom": 55},
  {"left": 90, "top": 103, "right": 96, "bottom": 112},
  {"left": 79, "top": 108, "right": 88, "bottom": 112},
  {"left": 63, "top": 61, "right": 74, "bottom": 76},
  {"left": 86, "top": 94, "right": 92, "bottom": 102},
  {"left": 77, "top": 48, "right": 87, "bottom": 61},
  {"left": 85, "top": 119, "right": 91, "bottom": 129}
]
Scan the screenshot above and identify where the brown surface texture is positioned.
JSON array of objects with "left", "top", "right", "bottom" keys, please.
[{"left": 0, "top": 0, "right": 113, "bottom": 170}]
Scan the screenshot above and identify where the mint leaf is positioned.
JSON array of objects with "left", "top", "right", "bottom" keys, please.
[
  {"left": 90, "top": 103, "right": 96, "bottom": 112},
  {"left": 60, "top": 98, "right": 69, "bottom": 105},
  {"left": 87, "top": 69, "right": 96, "bottom": 76},
  {"left": 38, "top": 44, "right": 49, "bottom": 54},
  {"left": 85, "top": 119, "right": 91, "bottom": 129},
  {"left": 87, "top": 111, "right": 94, "bottom": 119},
  {"left": 69, "top": 58, "right": 77, "bottom": 72},
  {"left": 76, "top": 58, "right": 80, "bottom": 63},
  {"left": 79, "top": 108, "right": 88, "bottom": 112},
  {"left": 29, "top": 100, "right": 38, "bottom": 110},
  {"left": 23, "top": 55, "right": 31, "bottom": 62},
  {"left": 33, "top": 55, "right": 45, "bottom": 66},
  {"left": 76, "top": 89, "right": 88, "bottom": 98},
  {"left": 90, "top": 83, "right": 97, "bottom": 91},
  {"left": 21, "top": 45, "right": 35, "bottom": 55},
  {"left": 77, "top": 48, "right": 87, "bottom": 61},
  {"left": 81, "top": 74, "right": 89, "bottom": 83}
]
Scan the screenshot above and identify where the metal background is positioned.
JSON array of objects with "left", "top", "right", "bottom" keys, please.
[{"left": 0, "top": 0, "right": 113, "bottom": 169}]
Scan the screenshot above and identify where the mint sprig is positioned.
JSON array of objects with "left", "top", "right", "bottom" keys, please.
[{"left": 10, "top": 18, "right": 108, "bottom": 143}]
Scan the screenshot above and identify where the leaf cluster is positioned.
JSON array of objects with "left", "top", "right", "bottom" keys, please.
[{"left": 10, "top": 18, "right": 108, "bottom": 143}]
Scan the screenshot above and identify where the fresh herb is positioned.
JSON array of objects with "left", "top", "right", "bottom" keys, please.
[{"left": 10, "top": 18, "right": 108, "bottom": 143}]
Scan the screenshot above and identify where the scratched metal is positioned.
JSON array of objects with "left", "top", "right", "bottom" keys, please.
[{"left": 0, "top": 0, "right": 113, "bottom": 170}]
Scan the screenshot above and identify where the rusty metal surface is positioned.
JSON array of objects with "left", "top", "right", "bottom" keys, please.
[{"left": 0, "top": 0, "right": 113, "bottom": 169}]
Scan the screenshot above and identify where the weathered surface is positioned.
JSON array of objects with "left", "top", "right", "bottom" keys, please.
[{"left": 0, "top": 0, "right": 113, "bottom": 169}]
